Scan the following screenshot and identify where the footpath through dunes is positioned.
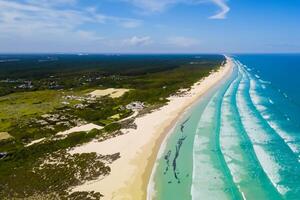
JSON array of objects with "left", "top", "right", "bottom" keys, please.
[{"left": 236, "top": 62, "right": 300, "bottom": 199}]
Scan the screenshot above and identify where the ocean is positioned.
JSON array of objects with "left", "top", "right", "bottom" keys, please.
[{"left": 148, "top": 54, "right": 300, "bottom": 200}]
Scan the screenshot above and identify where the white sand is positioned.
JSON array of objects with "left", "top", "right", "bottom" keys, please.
[
  {"left": 70, "top": 57, "right": 234, "bottom": 199},
  {"left": 25, "top": 123, "right": 103, "bottom": 147},
  {"left": 0, "top": 132, "right": 13, "bottom": 141},
  {"left": 25, "top": 137, "right": 45, "bottom": 147},
  {"left": 89, "top": 88, "right": 130, "bottom": 98},
  {"left": 56, "top": 123, "right": 103, "bottom": 136}
]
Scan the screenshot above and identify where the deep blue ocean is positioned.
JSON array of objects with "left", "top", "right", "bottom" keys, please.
[
  {"left": 149, "top": 54, "right": 300, "bottom": 200},
  {"left": 236, "top": 54, "right": 300, "bottom": 127}
]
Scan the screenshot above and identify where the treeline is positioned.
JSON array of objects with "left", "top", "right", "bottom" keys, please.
[
  {"left": 0, "top": 54, "right": 224, "bottom": 96},
  {"left": 0, "top": 54, "right": 224, "bottom": 79}
]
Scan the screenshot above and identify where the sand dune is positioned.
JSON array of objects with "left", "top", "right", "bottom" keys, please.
[
  {"left": 89, "top": 88, "right": 130, "bottom": 98},
  {"left": 57, "top": 123, "right": 103, "bottom": 136}
]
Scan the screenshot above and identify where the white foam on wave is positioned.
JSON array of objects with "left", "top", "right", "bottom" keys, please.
[
  {"left": 220, "top": 73, "right": 247, "bottom": 186},
  {"left": 268, "top": 120, "right": 300, "bottom": 155},
  {"left": 192, "top": 91, "right": 230, "bottom": 200},
  {"left": 268, "top": 98, "right": 274, "bottom": 104},
  {"left": 249, "top": 89, "right": 261, "bottom": 104},
  {"left": 235, "top": 65, "right": 289, "bottom": 195},
  {"left": 287, "top": 143, "right": 300, "bottom": 157},
  {"left": 221, "top": 73, "right": 244, "bottom": 158},
  {"left": 262, "top": 113, "right": 272, "bottom": 120},
  {"left": 244, "top": 66, "right": 251, "bottom": 72},
  {"left": 248, "top": 79, "right": 268, "bottom": 111},
  {"left": 253, "top": 145, "right": 289, "bottom": 195},
  {"left": 258, "top": 79, "right": 271, "bottom": 84},
  {"left": 236, "top": 78, "right": 271, "bottom": 144},
  {"left": 247, "top": 72, "right": 300, "bottom": 156}
]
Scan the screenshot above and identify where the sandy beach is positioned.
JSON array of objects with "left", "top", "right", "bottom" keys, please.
[
  {"left": 57, "top": 123, "right": 103, "bottom": 136},
  {"left": 70, "top": 56, "right": 234, "bottom": 200},
  {"left": 89, "top": 88, "right": 130, "bottom": 98}
]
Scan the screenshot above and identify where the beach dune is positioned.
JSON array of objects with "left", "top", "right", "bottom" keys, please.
[
  {"left": 89, "top": 88, "right": 130, "bottom": 98},
  {"left": 70, "top": 57, "right": 233, "bottom": 199}
]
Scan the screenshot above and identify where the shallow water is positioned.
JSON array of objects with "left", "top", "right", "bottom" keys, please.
[{"left": 148, "top": 55, "right": 300, "bottom": 200}]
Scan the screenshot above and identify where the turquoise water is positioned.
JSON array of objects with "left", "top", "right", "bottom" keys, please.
[{"left": 148, "top": 55, "right": 300, "bottom": 200}]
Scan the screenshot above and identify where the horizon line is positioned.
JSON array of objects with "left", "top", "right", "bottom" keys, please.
[{"left": 1, "top": 52, "right": 300, "bottom": 55}]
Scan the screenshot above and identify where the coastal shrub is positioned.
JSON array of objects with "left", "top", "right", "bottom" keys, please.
[
  {"left": 0, "top": 128, "right": 119, "bottom": 199},
  {"left": 104, "top": 123, "right": 121, "bottom": 133},
  {"left": 0, "top": 150, "right": 111, "bottom": 199}
]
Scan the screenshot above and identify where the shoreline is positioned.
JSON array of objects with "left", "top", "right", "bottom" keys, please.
[
  {"left": 69, "top": 56, "right": 234, "bottom": 199},
  {"left": 146, "top": 56, "right": 234, "bottom": 200}
]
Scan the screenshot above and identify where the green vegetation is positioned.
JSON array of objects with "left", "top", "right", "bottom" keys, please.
[
  {"left": 0, "top": 54, "right": 225, "bottom": 199},
  {"left": 0, "top": 90, "right": 65, "bottom": 119},
  {"left": 0, "top": 55, "right": 224, "bottom": 148},
  {"left": 0, "top": 129, "right": 120, "bottom": 199}
]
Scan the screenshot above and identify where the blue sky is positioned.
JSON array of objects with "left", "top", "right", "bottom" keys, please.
[{"left": 0, "top": 0, "right": 299, "bottom": 53}]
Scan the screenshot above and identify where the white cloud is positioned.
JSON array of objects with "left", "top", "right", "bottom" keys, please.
[
  {"left": 120, "top": 20, "right": 142, "bottom": 28},
  {"left": 0, "top": 1, "right": 99, "bottom": 42},
  {"left": 0, "top": 0, "right": 142, "bottom": 52},
  {"left": 122, "top": 0, "right": 230, "bottom": 19},
  {"left": 122, "top": 0, "right": 179, "bottom": 12},
  {"left": 209, "top": 0, "right": 230, "bottom": 19},
  {"left": 123, "top": 36, "right": 152, "bottom": 46},
  {"left": 167, "top": 36, "right": 200, "bottom": 47},
  {"left": 26, "top": 0, "right": 77, "bottom": 6}
]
